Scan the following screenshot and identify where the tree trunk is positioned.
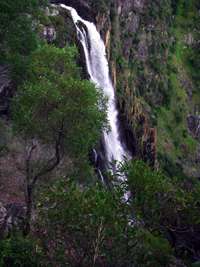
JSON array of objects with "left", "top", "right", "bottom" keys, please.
[{"left": 23, "top": 185, "right": 33, "bottom": 236}]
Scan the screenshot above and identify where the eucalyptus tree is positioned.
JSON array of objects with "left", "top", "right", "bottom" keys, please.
[{"left": 12, "top": 44, "right": 107, "bottom": 234}]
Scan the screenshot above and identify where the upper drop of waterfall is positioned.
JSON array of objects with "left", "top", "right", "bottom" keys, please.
[{"left": 60, "top": 4, "right": 129, "bottom": 169}]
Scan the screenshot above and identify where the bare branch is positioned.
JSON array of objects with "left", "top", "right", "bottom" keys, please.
[{"left": 31, "top": 121, "right": 64, "bottom": 187}]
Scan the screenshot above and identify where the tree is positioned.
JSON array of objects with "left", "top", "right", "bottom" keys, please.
[
  {"left": 0, "top": 233, "right": 41, "bottom": 267},
  {"left": 0, "top": 0, "right": 47, "bottom": 82},
  {"left": 124, "top": 160, "right": 182, "bottom": 229},
  {"left": 12, "top": 44, "right": 107, "bottom": 234},
  {"left": 124, "top": 160, "right": 200, "bottom": 262},
  {"left": 36, "top": 178, "right": 172, "bottom": 267},
  {"left": 90, "top": 0, "right": 108, "bottom": 13}
]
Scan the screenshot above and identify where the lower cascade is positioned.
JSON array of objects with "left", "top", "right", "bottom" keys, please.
[{"left": 60, "top": 4, "right": 129, "bottom": 173}]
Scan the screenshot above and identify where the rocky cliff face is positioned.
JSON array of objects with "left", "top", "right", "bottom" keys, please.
[
  {"left": 0, "top": 2, "right": 200, "bottom": 261},
  {"left": 0, "top": 1, "right": 199, "bottom": 212},
  {"left": 54, "top": 0, "right": 151, "bottom": 158},
  {"left": 59, "top": 0, "right": 200, "bottom": 178},
  {"left": 51, "top": 0, "right": 160, "bottom": 166}
]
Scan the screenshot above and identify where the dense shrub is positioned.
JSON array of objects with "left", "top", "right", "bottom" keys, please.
[
  {"left": 0, "top": 234, "right": 41, "bottom": 267},
  {"left": 124, "top": 160, "right": 200, "bottom": 262},
  {"left": 36, "top": 178, "right": 172, "bottom": 267}
]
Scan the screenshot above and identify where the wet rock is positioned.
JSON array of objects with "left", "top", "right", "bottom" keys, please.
[{"left": 50, "top": 0, "right": 95, "bottom": 22}]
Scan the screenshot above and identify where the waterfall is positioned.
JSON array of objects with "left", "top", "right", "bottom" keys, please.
[{"left": 60, "top": 4, "right": 129, "bottom": 172}]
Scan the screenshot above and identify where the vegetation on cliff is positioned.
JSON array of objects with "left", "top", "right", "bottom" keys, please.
[
  {"left": 0, "top": 0, "right": 48, "bottom": 83},
  {"left": 0, "top": 0, "right": 200, "bottom": 267},
  {"left": 107, "top": 0, "right": 200, "bottom": 178},
  {"left": 2, "top": 161, "right": 200, "bottom": 266}
]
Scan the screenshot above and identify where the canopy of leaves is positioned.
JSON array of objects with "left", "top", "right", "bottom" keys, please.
[
  {"left": 12, "top": 44, "right": 107, "bottom": 160},
  {"left": 125, "top": 160, "right": 200, "bottom": 228},
  {"left": 124, "top": 160, "right": 200, "bottom": 261},
  {"left": 0, "top": 234, "right": 41, "bottom": 267},
  {"left": 0, "top": 0, "right": 47, "bottom": 82},
  {"left": 36, "top": 178, "right": 172, "bottom": 267}
]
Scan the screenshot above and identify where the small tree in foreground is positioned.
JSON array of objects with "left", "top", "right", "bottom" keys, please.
[{"left": 12, "top": 44, "right": 107, "bottom": 234}]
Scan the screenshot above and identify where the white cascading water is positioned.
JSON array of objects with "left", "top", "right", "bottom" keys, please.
[{"left": 60, "top": 4, "right": 128, "bottom": 170}]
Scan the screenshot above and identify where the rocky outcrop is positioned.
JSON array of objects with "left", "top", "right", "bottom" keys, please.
[
  {"left": 41, "top": 25, "right": 57, "bottom": 43},
  {"left": 187, "top": 115, "right": 200, "bottom": 140},
  {"left": 107, "top": 0, "right": 161, "bottom": 165},
  {"left": 142, "top": 127, "right": 157, "bottom": 168},
  {"left": 0, "top": 202, "right": 26, "bottom": 238},
  {"left": 51, "top": 0, "right": 95, "bottom": 21},
  {"left": 0, "top": 0, "right": 194, "bottom": 173}
]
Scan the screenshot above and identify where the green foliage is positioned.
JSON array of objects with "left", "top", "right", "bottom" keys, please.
[
  {"left": 37, "top": 178, "right": 172, "bottom": 267},
  {"left": 124, "top": 160, "right": 200, "bottom": 263},
  {"left": 177, "top": 0, "right": 200, "bottom": 106},
  {"left": 0, "top": 234, "right": 41, "bottom": 267},
  {"left": 175, "top": 0, "right": 200, "bottom": 99},
  {"left": 125, "top": 160, "right": 181, "bottom": 229},
  {"left": 156, "top": 0, "right": 200, "bottom": 175},
  {"left": 0, "top": 0, "right": 47, "bottom": 82},
  {"left": 89, "top": 0, "right": 109, "bottom": 13},
  {"left": 12, "top": 44, "right": 107, "bottom": 162},
  {"left": 125, "top": 160, "right": 200, "bottom": 228},
  {"left": 133, "top": 229, "right": 172, "bottom": 267}
]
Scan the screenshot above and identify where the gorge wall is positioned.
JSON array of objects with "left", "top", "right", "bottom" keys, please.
[
  {"left": 1, "top": 1, "right": 200, "bottom": 263},
  {"left": 1, "top": 0, "right": 200, "bottom": 205},
  {"left": 51, "top": 0, "right": 200, "bottom": 178}
]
